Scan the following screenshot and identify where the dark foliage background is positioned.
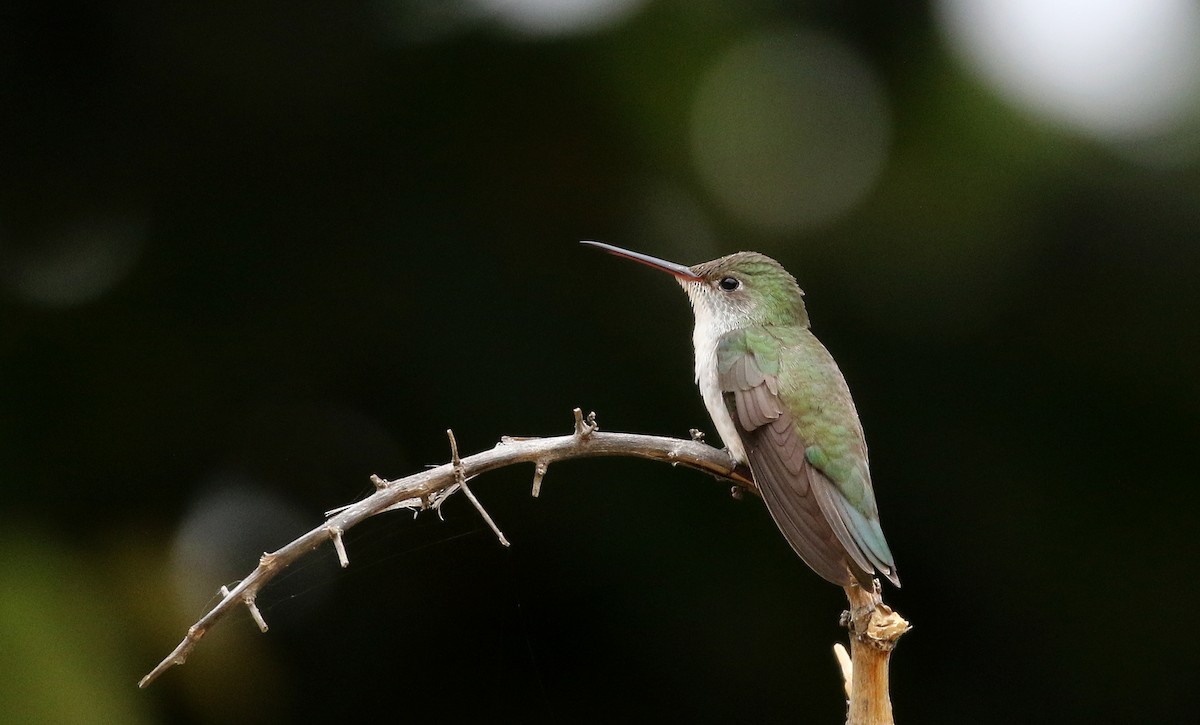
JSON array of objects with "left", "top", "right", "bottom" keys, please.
[{"left": 2, "top": 2, "right": 1197, "bottom": 723}]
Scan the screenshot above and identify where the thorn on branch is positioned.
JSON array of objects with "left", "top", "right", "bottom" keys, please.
[
  {"left": 689, "top": 428, "right": 705, "bottom": 442},
  {"left": 370, "top": 474, "right": 388, "bottom": 490},
  {"left": 572, "top": 408, "right": 598, "bottom": 438},
  {"left": 222, "top": 584, "right": 268, "bottom": 633},
  {"left": 730, "top": 485, "right": 744, "bottom": 501},
  {"left": 531, "top": 460, "right": 549, "bottom": 498},
  {"left": 447, "top": 429, "right": 511, "bottom": 547},
  {"left": 448, "top": 428, "right": 464, "bottom": 479},
  {"left": 246, "top": 596, "right": 269, "bottom": 632},
  {"left": 329, "top": 526, "right": 349, "bottom": 568}
]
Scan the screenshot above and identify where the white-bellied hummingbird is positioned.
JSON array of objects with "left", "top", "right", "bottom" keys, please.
[{"left": 582, "top": 241, "right": 899, "bottom": 589}]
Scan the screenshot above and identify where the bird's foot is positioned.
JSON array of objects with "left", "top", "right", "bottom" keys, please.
[{"left": 842, "top": 580, "right": 884, "bottom": 633}]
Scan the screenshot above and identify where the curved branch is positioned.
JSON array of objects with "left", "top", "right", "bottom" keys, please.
[{"left": 139, "top": 409, "right": 753, "bottom": 688}]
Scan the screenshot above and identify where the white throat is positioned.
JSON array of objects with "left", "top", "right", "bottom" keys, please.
[{"left": 684, "top": 285, "right": 749, "bottom": 462}]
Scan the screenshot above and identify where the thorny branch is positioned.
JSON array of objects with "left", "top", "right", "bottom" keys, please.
[
  {"left": 139, "top": 408, "right": 908, "bottom": 725},
  {"left": 139, "top": 409, "right": 753, "bottom": 689}
]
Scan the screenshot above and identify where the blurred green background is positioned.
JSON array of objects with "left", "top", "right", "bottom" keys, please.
[{"left": 3, "top": 1, "right": 1198, "bottom": 723}]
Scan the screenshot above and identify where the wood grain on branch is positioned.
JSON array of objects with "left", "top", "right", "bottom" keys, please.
[{"left": 839, "top": 584, "right": 911, "bottom": 725}]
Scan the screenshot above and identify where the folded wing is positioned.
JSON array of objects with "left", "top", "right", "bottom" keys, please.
[{"left": 717, "top": 328, "right": 898, "bottom": 588}]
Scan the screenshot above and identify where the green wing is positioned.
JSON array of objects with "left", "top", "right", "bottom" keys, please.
[{"left": 717, "top": 327, "right": 898, "bottom": 588}]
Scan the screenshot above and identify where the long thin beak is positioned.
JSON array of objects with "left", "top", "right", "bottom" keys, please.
[{"left": 580, "top": 241, "right": 700, "bottom": 280}]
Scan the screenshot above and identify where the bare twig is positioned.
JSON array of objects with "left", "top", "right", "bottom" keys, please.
[{"left": 140, "top": 408, "right": 752, "bottom": 688}]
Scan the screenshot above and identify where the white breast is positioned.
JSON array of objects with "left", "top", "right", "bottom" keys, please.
[{"left": 691, "top": 303, "right": 748, "bottom": 463}]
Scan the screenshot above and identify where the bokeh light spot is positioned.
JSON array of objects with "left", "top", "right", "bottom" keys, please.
[
  {"left": 1, "top": 214, "right": 147, "bottom": 308},
  {"left": 470, "top": 0, "right": 648, "bottom": 36},
  {"left": 170, "top": 476, "right": 315, "bottom": 613},
  {"left": 936, "top": 0, "right": 1200, "bottom": 144},
  {"left": 373, "top": 0, "right": 648, "bottom": 44},
  {"left": 689, "top": 29, "right": 892, "bottom": 233}
]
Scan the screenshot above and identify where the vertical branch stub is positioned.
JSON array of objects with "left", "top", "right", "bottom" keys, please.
[
  {"left": 841, "top": 584, "right": 909, "bottom": 725},
  {"left": 572, "top": 408, "right": 598, "bottom": 438},
  {"left": 447, "top": 428, "right": 464, "bottom": 478}
]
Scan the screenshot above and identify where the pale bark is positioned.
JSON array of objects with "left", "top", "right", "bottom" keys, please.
[
  {"left": 838, "top": 584, "right": 911, "bottom": 724},
  {"left": 139, "top": 409, "right": 909, "bottom": 722}
]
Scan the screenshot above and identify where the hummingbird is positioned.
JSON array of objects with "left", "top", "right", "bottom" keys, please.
[{"left": 582, "top": 241, "right": 898, "bottom": 589}]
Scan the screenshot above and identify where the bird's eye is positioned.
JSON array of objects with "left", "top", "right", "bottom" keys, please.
[{"left": 718, "top": 276, "right": 741, "bottom": 292}]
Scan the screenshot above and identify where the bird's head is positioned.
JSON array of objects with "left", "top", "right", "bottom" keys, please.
[{"left": 582, "top": 242, "right": 809, "bottom": 334}]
